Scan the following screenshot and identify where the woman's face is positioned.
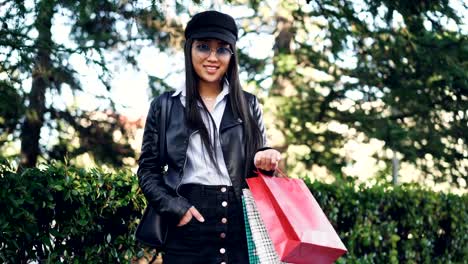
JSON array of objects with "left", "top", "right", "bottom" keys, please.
[{"left": 191, "top": 39, "right": 232, "bottom": 85}]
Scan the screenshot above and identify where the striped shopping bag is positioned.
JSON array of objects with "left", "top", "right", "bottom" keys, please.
[
  {"left": 242, "top": 193, "right": 260, "bottom": 264},
  {"left": 242, "top": 189, "right": 287, "bottom": 264}
]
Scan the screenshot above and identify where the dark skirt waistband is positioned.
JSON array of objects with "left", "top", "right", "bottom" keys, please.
[{"left": 179, "top": 183, "right": 235, "bottom": 196}]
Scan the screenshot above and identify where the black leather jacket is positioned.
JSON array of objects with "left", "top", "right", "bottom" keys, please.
[{"left": 137, "top": 91, "right": 270, "bottom": 222}]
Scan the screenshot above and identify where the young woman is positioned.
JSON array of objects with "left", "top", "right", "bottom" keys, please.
[{"left": 137, "top": 10, "right": 281, "bottom": 264}]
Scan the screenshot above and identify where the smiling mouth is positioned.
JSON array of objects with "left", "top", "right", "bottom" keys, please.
[{"left": 204, "top": 65, "right": 219, "bottom": 73}]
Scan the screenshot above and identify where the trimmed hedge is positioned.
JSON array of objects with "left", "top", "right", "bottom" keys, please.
[
  {"left": 1, "top": 160, "right": 466, "bottom": 263},
  {"left": 308, "top": 178, "right": 468, "bottom": 264},
  {"left": 0, "top": 161, "right": 147, "bottom": 263}
]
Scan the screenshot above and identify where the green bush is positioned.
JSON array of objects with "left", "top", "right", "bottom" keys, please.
[
  {"left": 0, "top": 160, "right": 148, "bottom": 263},
  {"left": 1, "top": 159, "right": 466, "bottom": 263},
  {"left": 307, "top": 178, "right": 468, "bottom": 264}
]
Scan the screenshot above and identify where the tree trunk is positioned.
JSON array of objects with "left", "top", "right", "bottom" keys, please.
[
  {"left": 272, "top": 15, "right": 294, "bottom": 96},
  {"left": 20, "top": 0, "right": 54, "bottom": 168},
  {"left": 392, "top": 148, "right": 399, "bottom": 185},
  {"left": 270, "top": 11, "right": 294, "bottom": 171}
]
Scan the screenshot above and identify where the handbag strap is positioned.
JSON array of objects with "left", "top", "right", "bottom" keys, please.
[{"left": 159, "top": 92, "right": 173, "bottom": 163}]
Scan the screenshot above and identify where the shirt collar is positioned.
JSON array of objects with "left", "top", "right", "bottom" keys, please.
[
  {"left": 217, "top": 80, "right": 230, "bottom": 100},
  {"left": 172, "top": 83, "right": 185, "bottom": 97}
]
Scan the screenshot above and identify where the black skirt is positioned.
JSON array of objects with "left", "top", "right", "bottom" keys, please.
[{"left": 163, "top": 184, "right": 249, "bottom": 264}]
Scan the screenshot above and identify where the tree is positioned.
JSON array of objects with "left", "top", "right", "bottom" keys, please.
[
  {"left": 263, "top": 0, "right": 467, "bottom": 186},
  {"left": 0, "top": 0, "right": 177, "bottom": 167},
  {"left": 0, "top": 80, "right": 23, "bottom": 147},
  {"left": 2, "top": 0, "right": 465, "bottom": 189}
]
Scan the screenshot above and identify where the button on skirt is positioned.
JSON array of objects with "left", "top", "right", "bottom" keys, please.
[{"left": 163, "top": 184, "right": 249, "bottom": 264}]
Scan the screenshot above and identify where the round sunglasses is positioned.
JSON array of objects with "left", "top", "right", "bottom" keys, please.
[{"left": 194, "top": 43, "right": 233, "bottom": 60}]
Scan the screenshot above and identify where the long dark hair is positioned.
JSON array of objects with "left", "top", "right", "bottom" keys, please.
[{"left": 183, "top": 38, "right": 263, "bottom": 176}]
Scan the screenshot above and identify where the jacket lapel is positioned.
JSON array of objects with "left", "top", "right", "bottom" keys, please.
[{"left": 219, "top": 97, "right": 243, "bottom": 133}]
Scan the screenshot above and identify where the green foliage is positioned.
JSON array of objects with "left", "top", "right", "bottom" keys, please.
[
  {"left": 1, "top": 0, "right": 170, "bottom": 167},
  {"left": 0, "top": 161, "right": 148, "bottom": 263},
  {"left": 306, "top": 177, "right": 468, "bottom": 264},
  {"left": 1, "top": 161, "right": 466, "bottom": 263},
  {"left": 2, "top": 0, "right": 465, "bottom": 185},
  {"left": 0, "top": 80, "right": 23, "bottom": 146},
  {"left": 268, "top": 0, "right": 467, "bottom": 186}
]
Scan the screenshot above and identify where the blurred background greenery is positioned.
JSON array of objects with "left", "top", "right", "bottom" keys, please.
[
  {"left": 0, "top": 0, "right": 467, "bottom": 262},
  {"left": 1, "top": 0, "right": 466, "bottom": 192}
]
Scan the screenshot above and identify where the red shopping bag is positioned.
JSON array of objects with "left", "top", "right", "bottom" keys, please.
[{"left": 246, "top": 171, "right": 347, "bottom": 264}]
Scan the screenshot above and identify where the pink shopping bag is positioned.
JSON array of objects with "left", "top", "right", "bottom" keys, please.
[{"left": 246, "top": 172, "right": 347, "bottom": 264}]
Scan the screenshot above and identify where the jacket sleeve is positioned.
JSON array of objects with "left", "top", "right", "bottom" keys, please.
[
  {"left": 250, "top": 95, "right": 275, "bottom": 176},
  {"left": 137, "top": 95, "right": 191, "bottom": 222}
]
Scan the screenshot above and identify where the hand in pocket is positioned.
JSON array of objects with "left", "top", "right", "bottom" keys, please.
[{"left": 177, "top": 206, "right": 205, "bottom": 227}]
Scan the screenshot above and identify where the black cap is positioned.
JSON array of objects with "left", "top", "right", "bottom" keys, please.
[{"left": 185, "top": 11, "right": 238, "bottom": 46}]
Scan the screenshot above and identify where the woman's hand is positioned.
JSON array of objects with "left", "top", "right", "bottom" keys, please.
[
  {"left": 177, "top": 206, "right": 205, "bottom": 227},
  {"left": 254, "top": 149, "right": 281, "bottom": 172}
]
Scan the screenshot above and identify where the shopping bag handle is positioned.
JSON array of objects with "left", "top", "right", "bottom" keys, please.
[
  {"left": 275, "top": 167, "right": 288, "bottom": 178},
  {"left": 254, "top": 167, "right": 288, "bottom": 178}
]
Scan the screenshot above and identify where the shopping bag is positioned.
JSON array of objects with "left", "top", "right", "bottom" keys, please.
[
  {"left": 242, "top": 189, "right": 287, "bottom": 264},
  {"left": 246, "top": 172, "right": 347, "bottom": 264},
  {"left": 242, "top": 192, "right": 260, "bottom": 264}
]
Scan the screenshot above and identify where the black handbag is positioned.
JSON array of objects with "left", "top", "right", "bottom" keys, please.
[
  {"left": 135, "top": 205, "right": 168, "bottom": 248},
  {"left": 135, "top": 92, "right": 172, "bottom": 249}
]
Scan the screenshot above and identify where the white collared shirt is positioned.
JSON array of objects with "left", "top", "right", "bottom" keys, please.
[{"left": 171, "top": 81, "right": 232, "bottom": 186}]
